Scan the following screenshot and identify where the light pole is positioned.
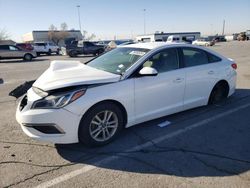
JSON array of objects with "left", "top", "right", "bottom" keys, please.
[
  {"left": 143, "top": 9, "right": 146, "bottom": 35},
  {"left": 77, "top": 5, "right": 82, "bottom": 32}
]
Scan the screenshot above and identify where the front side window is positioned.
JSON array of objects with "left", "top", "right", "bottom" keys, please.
[
  {"left": 9, "top": 46, "right": 19, "bottom": 51},
  {"left": 182, "top": 48, "right": 209, "bottom": 67},
  {"left": 88, "top": 47, "right": 149, "bottom": 75},
  {"left": 143, "top": 48, "right": 179, "bottom": 73}
]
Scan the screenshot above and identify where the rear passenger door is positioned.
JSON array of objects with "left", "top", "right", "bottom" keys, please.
[
  {"left": 83, "top": 42, "right": 95, "bottom": 54},
  {"left": 0, "top": 45, "right": 9, "bottom": 58},
  {"left": 181, "top": 47, "right": 220, "bottom": 109}
]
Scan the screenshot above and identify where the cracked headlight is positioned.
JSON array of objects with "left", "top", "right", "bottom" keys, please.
[{"left": 31, "top": 89, "right": 86, "bottom": 109}]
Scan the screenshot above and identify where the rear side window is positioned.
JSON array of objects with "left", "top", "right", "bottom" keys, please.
[
  {"left": 0, "top": 45, "right": 9, "bottom": 50},
  {"left": 36, "top": 43, "right": 45, "bottom": 46},
  {"left": 207, "top": 52, "right": 221, "bottom": 63},
  {"left": 182, "top": 48, "right": 209, "bottom": 67}
]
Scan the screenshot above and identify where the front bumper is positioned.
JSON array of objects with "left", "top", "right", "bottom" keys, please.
[{"left": 16, "top": 95, "right": 81, "bottom": 144}]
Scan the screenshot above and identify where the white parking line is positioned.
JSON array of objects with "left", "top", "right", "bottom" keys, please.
[{"left": 35, "top": 102, "right": 250, "bottom": 188}]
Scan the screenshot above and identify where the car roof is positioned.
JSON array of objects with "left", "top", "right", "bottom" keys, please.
[{"left": 121, "top": 42, "right": 191, "bottom": 50}]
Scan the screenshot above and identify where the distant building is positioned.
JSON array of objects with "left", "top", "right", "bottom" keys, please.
[
  {"left": 22, "top": 30, "right": 82, "bottom": 46},
  {"left": 136, "top": 32, "right": 201, "bottom": 42}
]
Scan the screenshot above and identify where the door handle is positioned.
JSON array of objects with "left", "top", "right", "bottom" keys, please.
[
  {"left": 208, "top": 70, "right": 214, "bottom": 75},
  {"left": 173, "top": 78, "right": 184, "bottom": 83}
]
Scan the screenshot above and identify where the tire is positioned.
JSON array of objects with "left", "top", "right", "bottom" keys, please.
[
  {"left": 23, "top": 53, "right": 33, "bottom": 61},
  {"left": 47, "top": 49, "right": 52, "bottom": 56},
  {"left": 95, "top": 49, "right": 104, "bottom": 56},
  {"left": 208, "top": 82, "right": 229, "bottom": 104},
  {"left": 69, "top": 51, "right": 77, "bottom": 57},
  {"left": 78, "top": 102, "right": 124, "bottom": 147}
]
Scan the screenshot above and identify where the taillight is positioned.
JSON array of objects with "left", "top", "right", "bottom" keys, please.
[{"left": 231, "top": 63, "right": 237, "bottom": 70}]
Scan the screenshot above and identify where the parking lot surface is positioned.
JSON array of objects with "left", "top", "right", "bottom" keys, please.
[{"left": 0, "top": 41, "right": 250, "bottom": 188}]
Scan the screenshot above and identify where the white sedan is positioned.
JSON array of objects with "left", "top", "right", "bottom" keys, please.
[
  {"left": 192, "top": 38, "right": 215, "bottom": 46},
  {"left": 16, "top": 42, "right": 237, "bottom": 146}
]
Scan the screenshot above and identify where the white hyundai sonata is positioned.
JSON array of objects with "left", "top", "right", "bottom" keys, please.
[{"left": 16, "top": 42, "right": 237, "bottom": 146}]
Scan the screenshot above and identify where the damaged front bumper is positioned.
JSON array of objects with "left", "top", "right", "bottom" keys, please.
[{"left": 16, "top": 91, "right": 81, "bottom": 144}]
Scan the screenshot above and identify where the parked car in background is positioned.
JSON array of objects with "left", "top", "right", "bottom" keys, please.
[
  {"left": 0, "top": 44, "right": 37, "bottom": 61},
  {"left": 213, "top": 36, "right": 227, "bottom": 42},
  {"left": 246, "top": 30, "right": 250, "bottom": 40},
  {"left": 16, "top": 42, "right": 236, "bottom": 146},
  {"left": 33, "top": 42, "right": 60, "bottom": 55},
  {"left": 192, "top": 38, "right": 215, "bottom": 46},
  {"left": 237, "top": 32, "right": 247, "bottom": 41},
  {"left": 66, "top": 41, "right": 105, "bottom": 57},
  {"left": 118, "top": 41, "right": 136, "bottom": 46},
  {"left": 166, "top": 35, "right": 182, "bottom": 43},
  {"left": 16, "top": 43, "right": 34, "bottom": 51}
]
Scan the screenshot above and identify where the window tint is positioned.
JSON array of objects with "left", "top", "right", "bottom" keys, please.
[
  {"left": 36, "top": 43, "right": 45, "bottom": 46},
  {"left": 182, "top": 48, "right": 209, "bottom": 67},
  {"left": 0, "top": 45, "right": 9, "bottom": 50},
  {"left": 84, "top": 42, "right": 94, "bottom": 47},
  {"left": 207, "top": 52, "right": 221, "bottom": 63},
  {"left": 143, "top": 48, "right": 179, "bottom": 73}
]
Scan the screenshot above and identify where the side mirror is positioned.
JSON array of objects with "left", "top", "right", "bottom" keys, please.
[{"left": 139, "top": 67, "right": 158, "bottom": 76}]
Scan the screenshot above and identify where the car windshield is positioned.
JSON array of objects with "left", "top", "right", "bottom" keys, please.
[{"left": 88, "top": 47, "right": 149, "bottom": 75}]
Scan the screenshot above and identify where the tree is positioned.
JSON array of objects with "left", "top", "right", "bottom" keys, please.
[
  {"left": 60, "top": 22, "right": 68, "bottom": 31},
  {"left": 48, "top": 24, "right": 57, "bottom": 31},
  {"left": 82, "top": 30, "right": 96, "bottom": 40},
  {"left": 48, "top": 23, "right": 69, "bottom": 45},
  {"left": 0, "top": 29, "right": 10, "bottom": 40}
]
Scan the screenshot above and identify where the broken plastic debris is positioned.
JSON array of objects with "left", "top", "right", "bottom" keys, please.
[{"left": 158, "top": 121, "right": 171, "bottom": 128}]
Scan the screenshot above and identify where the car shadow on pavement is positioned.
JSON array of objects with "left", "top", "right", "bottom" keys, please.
[{"left": 55, "top": 88, "right": 250, "bottom": 177}]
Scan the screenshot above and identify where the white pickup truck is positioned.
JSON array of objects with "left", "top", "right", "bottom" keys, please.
[{"left": 33, "top": 42, "right": 59, "bottom": 55}]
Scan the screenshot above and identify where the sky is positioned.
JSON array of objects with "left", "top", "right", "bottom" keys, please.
[{"left": 0, "top": 0, "right": 250, "bottom": 42}]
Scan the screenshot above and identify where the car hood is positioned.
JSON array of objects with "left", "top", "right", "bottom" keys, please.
[{"left": 33, "top": 60, "right": 121, "bottom": 91}]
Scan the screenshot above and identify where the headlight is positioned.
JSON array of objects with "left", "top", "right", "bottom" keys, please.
[{"left": 31, "top": 89, "right": 86, "bottom": 109}]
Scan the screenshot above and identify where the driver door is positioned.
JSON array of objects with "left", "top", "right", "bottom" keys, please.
[
  {"left": 7, "top": 45, "right": 24, "bottom": 58},
  {"left": 134, "top": 48, "right": 186, "bottom": 124}
]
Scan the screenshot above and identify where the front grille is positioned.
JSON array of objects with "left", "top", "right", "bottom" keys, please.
[
  {"left": 23, "top": 123, "right": 64, "bottom": 134},
  {"left": 19, "top": 95, "right": 27, "bottom": 111}
]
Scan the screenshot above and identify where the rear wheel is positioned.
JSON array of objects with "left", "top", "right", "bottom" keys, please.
[
  {"left": 78, "top": 102, "right": 124, "bottom": 147},
  {"left": 208, "top": 82, "right": 229, "bottom": 104},
  {"left": 69, "top": 50, "right": 77, "bottom": 57},
  {"left": 23, "top": 54, "right": 33, "bottom": 61},
  {"left": 47, "top": 49, "right": 52, "bottom": 55},
  {"left": 95, "top": 49, "right": 104, "bottom": 56}
]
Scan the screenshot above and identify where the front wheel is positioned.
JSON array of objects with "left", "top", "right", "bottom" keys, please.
[
  {"left": 47, "top": 49, "right": 52, "bottom": 56},
  {"left": 23, "top": 54, "right": 33, "bottom": 61},
  {"left": 78, "top": 102, "right": 124, "bottom": 147},
  {"left": 69, "top": 51, "right": 77, "bottom": 57}
]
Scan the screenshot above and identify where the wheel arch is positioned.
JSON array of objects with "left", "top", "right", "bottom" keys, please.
[
  {"left": 80, "top": 99, "right": 128, "bottom": 127},
  {"left": 24, "top": 53, "right": 34, "bottom": 57},
  {"left": 208, "top": 79, "right": 230, "bottom": 104}
]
